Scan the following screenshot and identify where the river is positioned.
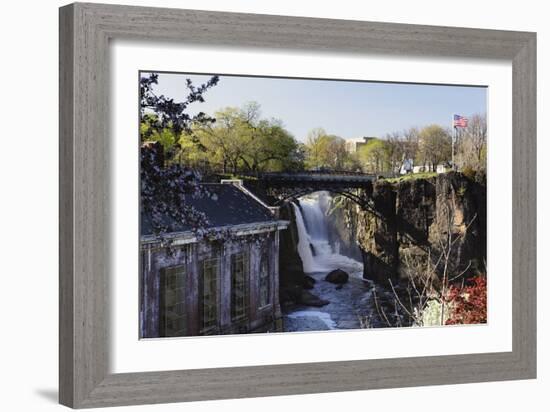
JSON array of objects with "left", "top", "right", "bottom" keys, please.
[{"left": 282, "top": 192, "right": 381, "bottom": 332}]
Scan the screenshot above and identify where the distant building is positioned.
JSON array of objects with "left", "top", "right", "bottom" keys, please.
[
  {"left": 412, "top": 165, "right": 428, "bottom": 174},
  {"left": 344, "top": 136, "right": 377, "bottom": 153},
  {"left": 436, "top": 162, "right": 452, "bottom": 174},
  {"left": 412, "top": 162, "right": 452, "bottom": 174},
  {"left": 140, "top": 181, "right": 289, "bottom": 338}
]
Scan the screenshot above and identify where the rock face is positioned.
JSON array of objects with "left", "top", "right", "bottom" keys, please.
[
  {"left": 325, "top": 198, "right": 363, "bottom": 261},
  {"left": 325, "top": 269, "right": 349, "bottom": 284},
  {"left": 278, "top": 202, "right": 308, "bottom": 304},
  {"left": 357, "top": 181, "right": 399, "bottom": 284},
  {"left": 302, "top": 275, "right": 316, "bottom": 290},
  {"left": 428, "top": 171, "right": 486, "bottom": 277},
  {"left": 358, "top": 172, "right": 486, "bottom": 286}
]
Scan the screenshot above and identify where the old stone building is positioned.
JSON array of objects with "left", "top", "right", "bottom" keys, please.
[{"left": 140, "top": 182, "right": 288, "bottom": 338}]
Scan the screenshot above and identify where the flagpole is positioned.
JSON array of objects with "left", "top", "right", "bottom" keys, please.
[{"left": 451, "top": 115, "right": 455, "bottom": 170}]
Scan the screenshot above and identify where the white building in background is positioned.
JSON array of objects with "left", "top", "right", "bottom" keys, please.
[
  {"left": 412, "top": 165, "right": 428, "bottom": 174},
  {"left": 436, "top": 162, "right": 452, "bottom": 174},
  {"left": 411, "top": 162, "right": 452, "bottom": 174},
  {"left": 344, "top": 136, "right": 377, "bottom": 153}
]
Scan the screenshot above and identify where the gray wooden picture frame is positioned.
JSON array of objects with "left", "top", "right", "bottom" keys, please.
[{"left": 59, "top": 2, "right": 536, "bottom": 408}]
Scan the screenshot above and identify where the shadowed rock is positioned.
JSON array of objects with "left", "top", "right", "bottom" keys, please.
[
  {"left": 325, "top": 269, "right": 349, "bottom": 284},
  {"left": 302, "top": 275, "right": 316, "bottom": 290}
]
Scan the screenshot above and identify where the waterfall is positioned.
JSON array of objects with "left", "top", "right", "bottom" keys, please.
[
  {"left": 292, "top": 202, "right": 318, "bottom": 273},
  {"left": 292, "top": 192, "right": 363, "bottom": 275}
]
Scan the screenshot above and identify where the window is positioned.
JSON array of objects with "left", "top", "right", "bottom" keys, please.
[
  {"left": 259, "top": 250, "right": 270, "bottom": 307},
  {"left": 200, "top": 258, "right": 220, "bottom": 332},
  {"left": 159, "top": 265, "right": 186, "bottom": 337},
  {"left": 231, "top": 253, "right": 248, "bottom": 321}
]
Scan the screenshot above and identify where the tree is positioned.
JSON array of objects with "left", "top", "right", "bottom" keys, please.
[
  {"left": 140, "top": 73, "right": 219, "bottom": 144},
  {"left": 237, "top": 105, "right": 300, "bottom": 172},
  {"left": 194, "top": 102, "right": 300, "bottom": 174},
  {"left": 140, "top": 118, "right": 179, "bottom": 157},
  {"left": 139, "top": 72, "right": 219, "bottom": 235},
  {"left": 402, "top": 127, "right": 420, "bottom": 160},
  {"left": 304, "top": 128, "right": 350, "bottom": 170},
  {"left": 417, "top": 125, "right": 451, "bottom": 171},
  {"left": 455, "top": 113, "right": 487, "bottom": 172},
  {"left": 243, "top": 121, "right": 300, "bottom": 172},
  {"left": 384, "top": 132, "right": 406, "bottom": 175},
  {"left": 354, "top": 129, "right": 419, "bottom": 175},
  {"left": 358, "top": 138, "right": 389, "bottom": 174},
  {"left": 193, "top": 106, "right": 249, "bottom": 174}
]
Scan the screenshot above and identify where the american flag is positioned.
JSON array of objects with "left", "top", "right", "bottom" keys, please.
[{"left": 453, "top": 114, "right": 468, "bottom": 128}]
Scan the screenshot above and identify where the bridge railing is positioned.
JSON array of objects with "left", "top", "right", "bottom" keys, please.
[{"left": 236, "top": 170, "right": 380, "bottom": 180}]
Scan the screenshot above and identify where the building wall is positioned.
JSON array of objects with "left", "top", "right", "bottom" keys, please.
[{"left": 140, "top": 231, "right": 282, "bottom": 338}]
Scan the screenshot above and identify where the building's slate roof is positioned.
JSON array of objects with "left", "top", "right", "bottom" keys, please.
[{"left": 141, "top": 183, "right": 276, "bottom": 236}]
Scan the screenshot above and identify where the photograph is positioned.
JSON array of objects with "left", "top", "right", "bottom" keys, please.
[
  {"left": 139, "top": 71, "right": 488, "bottom": 338},
  {"left": 1, "top": 1, "right": 542, "bottom": 410}
]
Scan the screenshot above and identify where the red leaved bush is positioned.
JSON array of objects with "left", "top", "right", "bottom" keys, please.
[{"left": 445, "top": 276, "right": 487, "bottom": 325}]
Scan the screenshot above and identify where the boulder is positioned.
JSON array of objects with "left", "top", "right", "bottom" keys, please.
[{"left": 325, "top": 269, "right": 349, "bottom": 284}]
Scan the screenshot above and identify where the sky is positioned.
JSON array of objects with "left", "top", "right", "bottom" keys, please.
[{"left": 142, "top": 72, "right": 486, "bottom": 143}]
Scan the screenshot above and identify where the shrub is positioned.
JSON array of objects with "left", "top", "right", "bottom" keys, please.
[
  {"left": 420, "top": 298, "right": 454, "bottom": 327},
  {"left": 445, "top": 276, "right": 487, "bottom": 325}
]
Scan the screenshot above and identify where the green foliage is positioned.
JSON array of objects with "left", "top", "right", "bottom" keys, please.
[
  {"left": 383, "top": 171, "right": 437, "bottom": 184},
  {"left": 140, "top": 74, "right": 486, "bottom": 181},
  {"left": 142, "top": 127, "right": 178, "bottom": 155},
  {"left": 358, "top": 138, "right": 389, "bottom": 173},
  {"left": 417, "top": 124, "right": 451, "bottom": 170},
  {"left": 303, "top": 128, "right": 356, "bottom": 171},
  {"left": 420, "top": 298, "right": 454, "bottom": 327},
  {"left": 192, "top": 102, "right": 302, "bottom": 174}
]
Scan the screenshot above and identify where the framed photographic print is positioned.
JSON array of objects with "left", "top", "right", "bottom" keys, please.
[{"left": 59, "top": 2, "right": 536, "bottom": 408}]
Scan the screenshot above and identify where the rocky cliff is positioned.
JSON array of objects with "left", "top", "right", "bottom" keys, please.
[
  {"left": 358, "top": 172, "right": 486, "bottom": 285},
  {"left": 278, "top": 202, "right": 304, "bottom": 301}
]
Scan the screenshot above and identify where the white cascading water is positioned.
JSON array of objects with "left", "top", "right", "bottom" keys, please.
[{"left": 292, "top": 192, "right": 363, "bottom": 275}]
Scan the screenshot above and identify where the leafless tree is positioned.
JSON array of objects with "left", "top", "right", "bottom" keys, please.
[
  {"left": 402, "top": 127, "right": 420, "bottom": 160},
  {"left": 456, "top": 113, "right": 487, "bottom": 172},
  {"left": 385, "top": 132, "right": 406, "bottom": 175}
]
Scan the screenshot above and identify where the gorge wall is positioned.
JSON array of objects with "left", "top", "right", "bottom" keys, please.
[
  {"left": 278, "top": 202, "right": 309, "bottom": 305},
  {"left": 356, "top": 172, "right": 487, "bottom": 285},
  {"left": 277, "top": 172, "right": 487, "bottom": 305}
]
